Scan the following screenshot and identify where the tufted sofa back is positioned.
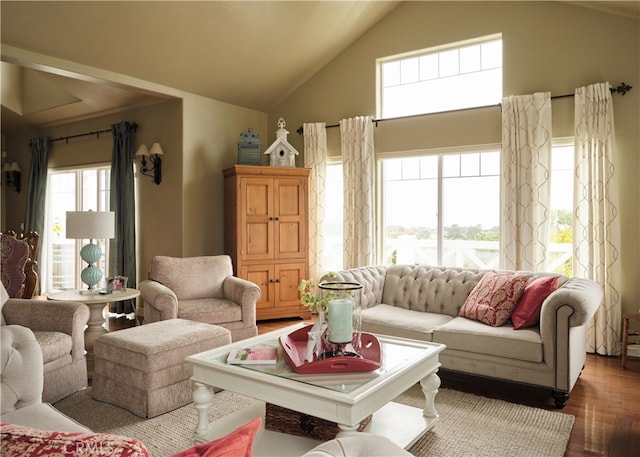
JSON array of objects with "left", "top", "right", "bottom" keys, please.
[
  {"left": 1, "top": 325, "right": 44, "bottom": 414},
  {"left": 328, "top": 266, "right": 387, "bottom": 309},
  {"left": 382, "top": 265, "right": 486, "bottom": 317}
]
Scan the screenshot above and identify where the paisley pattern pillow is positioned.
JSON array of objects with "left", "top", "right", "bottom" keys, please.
[
  {"left": 459, "top": 271, "right": 530, "bottom": 326},
  {"left": 0, "top": 423, "right": 149, "bottom": 456}
]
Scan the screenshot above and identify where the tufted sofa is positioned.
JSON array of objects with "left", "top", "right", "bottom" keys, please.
[{"left": 327, "top": 265, "right": 603, "bottom": 408}]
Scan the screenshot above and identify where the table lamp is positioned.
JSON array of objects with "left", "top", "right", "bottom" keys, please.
[{"left": 66, "top": 211, "right": 115, "bottom": 291}]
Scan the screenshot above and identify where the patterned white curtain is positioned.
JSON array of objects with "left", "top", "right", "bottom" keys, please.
[
  {"left": 340, "top": 116, "right": 375, "bottom": 268},
  {"left": 574, "top": 82, "right": 621, "bottom": 356},
  {"left": 303, "top": 122, "right": 327, "bottom": 281},
  {"left": 500, "top": 92, "right": 552, "bottom": 271}
]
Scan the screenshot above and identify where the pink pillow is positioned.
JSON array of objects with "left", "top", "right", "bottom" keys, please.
[
  {"left": 171, "top": 417, "right": 261, "bottom": 457},
  {"left": 511, "top": 276, "right": 559, "bottom": 329},
  {"left": 0, "top": 423, "right": 149, "bottom": 456},
  {"left": 459, "top": 272, "right": 530, "bottom": 326}
]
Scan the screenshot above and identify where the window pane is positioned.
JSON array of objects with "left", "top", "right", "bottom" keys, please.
[
  {"left": 382, "top": 61, "right": 400, "bottom": 87},
  {"left": 383, "top": 159, "right": 438, "bottom": 265},
  {"left": 401, "top": 57, "right": 419, "bottom": 84},
  {"left": 442, "top": 174, "right": 500, "bottom": 268},
  {"left": 419, "top": 54, "right": 438, "bottom": 80},
  {"left": 459, "top": 44, "right": 481, "bottom": 73},
  {"left": 460, "top": 153, "right": 479, "bottom": 176},
  {"left": 548, "top": 145, "right": 574, "bottom": 275}
]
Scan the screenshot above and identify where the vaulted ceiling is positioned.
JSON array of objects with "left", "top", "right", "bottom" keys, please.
[{"left": 1, "top": 1, "right": 638, "bottom": 133}]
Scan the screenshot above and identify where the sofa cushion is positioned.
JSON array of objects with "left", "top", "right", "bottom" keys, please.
[
  {"left": 362, "top": 304, "right": 452, "bottom": 342},
  {"left": 459, "top": 272, "right": 530, "bottom": 326},
  {"left": 170, "top": 417, "right": 261, "bottom": 457},
  {"left": 433, "top": 317, "right": 544, "bottom": 362},
  {"left": 511, "top": 276, "right": 560, "bottom": 329},
  {"left": 178, "top": 298, "right": 242, "bottom": 325},
  {"left": 0, "top": 422, "right": 149, "bottom": 456},
  {"left": 33, "top": 330, "right": 73, "bottom": 364}
]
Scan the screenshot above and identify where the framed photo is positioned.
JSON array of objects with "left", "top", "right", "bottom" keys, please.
[{"left": 106, "top": 275, "right": 128, "bottom": 291}]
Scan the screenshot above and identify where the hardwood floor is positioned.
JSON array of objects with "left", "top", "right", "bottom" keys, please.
[{"left": 109, "top": 314, "right": 640, "bottom": 456}]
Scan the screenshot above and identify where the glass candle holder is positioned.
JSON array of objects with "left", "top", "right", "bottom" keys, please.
[{"left": 318, "top": 281, "right": 363, "bottom": 358}]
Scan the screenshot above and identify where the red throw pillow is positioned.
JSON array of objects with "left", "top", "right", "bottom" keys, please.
[
  {"left": 171, "top": 417, "right": 261, "bottom": 457},
  {"left": 0, "top": 423, "right": 149, "bottom": 456},
  {"left": 511, "top": 276, "right": 559, "bottom": 329},
  {"left": 459, "top": 272, "right": 530, "bottom": 326}
]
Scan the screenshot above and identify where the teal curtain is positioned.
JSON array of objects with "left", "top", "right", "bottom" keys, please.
[
  {"left": 109, "top": 122, "right": 137, "bottom": 314},
  {"left": 24, "top": 137, "right": 50, "bottom": 294}
]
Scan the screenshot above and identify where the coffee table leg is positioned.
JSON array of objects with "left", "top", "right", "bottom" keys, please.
[
  {"left": 193, "top": 382, "right": 214, "bottom": 440},
  {"left": 336, "top": 423, "right": 360, "bottom": 438},
  {"left": 420, "top": 369, "right": 440, "bottom": 420}
]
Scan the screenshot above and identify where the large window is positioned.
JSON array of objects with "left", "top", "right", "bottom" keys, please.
[
  {"left": 381, "top": 149, "right": 500, "bottom": 268},
  {"left": 378, "top": 35, "right": 502, "bottom": 119},
  {"left": 42, "top": 166, "right": 111, "bottom": 293},
  {"left": 321, "top": 143, "right": 574, "bottom": 274}
]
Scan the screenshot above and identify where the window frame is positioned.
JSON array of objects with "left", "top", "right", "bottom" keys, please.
[
  {"left": 376, "top": 34, "right": 502, "bottom": 120},
  {"left": 42, "top": 163, "right": 112, "bottom": 293}
]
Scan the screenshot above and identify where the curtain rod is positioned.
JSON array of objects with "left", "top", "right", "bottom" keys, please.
[
  {"left": 50, "top": 122, "right": 138, "bottom": 144},
  {"left": 295, "top": 82, "right": 632, "bottom": 135}
]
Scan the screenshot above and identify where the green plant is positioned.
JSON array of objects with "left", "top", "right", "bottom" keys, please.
[{"left": 298, "top": 273, "right": 337, "bottom": 314}]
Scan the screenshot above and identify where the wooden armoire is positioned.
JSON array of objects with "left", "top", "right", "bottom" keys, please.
[{"left": 223, "top": 165, "right": 311, "bottom": 321}]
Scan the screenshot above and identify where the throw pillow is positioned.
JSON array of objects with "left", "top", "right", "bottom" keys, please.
[
  {"left": 511, "top": 275, "right": 559, "bottom": 329},
  {"left": 171, "top": 417, "right": 262, "bottom": 457},
  {"left": 459, "top": 272, "right": 530, "bottom": 326},
  {"left": 0, "top": 423, "right": 149, "bottom": 457}
]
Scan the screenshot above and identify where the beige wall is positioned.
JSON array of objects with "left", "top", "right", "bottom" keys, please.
[
  {"left": 182, "top": 94, "right": 267, "bottom": 257},
  {"left": 270, "top": 1, "right": 640, "bottom": 317},
  {"left": 1, "top": 96, "right": 267, "bottom": 288}
]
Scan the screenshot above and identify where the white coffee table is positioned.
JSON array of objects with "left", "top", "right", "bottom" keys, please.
[
  {"left": 48, "top": 288, "right": 140, "bottom": 378},
  {"left": 186, "top": 323, "right": 445, "bottom": 455}
]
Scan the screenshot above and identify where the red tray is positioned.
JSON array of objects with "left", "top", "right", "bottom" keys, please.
[{"left": 279, "top": 325, "right": 382, "bottom": 374}]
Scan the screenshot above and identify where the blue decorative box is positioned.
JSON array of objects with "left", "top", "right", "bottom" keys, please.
[{"left": 238, "top": 128, "right": 262, "bottom": 165}]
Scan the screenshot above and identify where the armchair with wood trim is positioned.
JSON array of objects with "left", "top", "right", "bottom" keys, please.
[
  {"left": 139, "top": 255, "right": 260, "bottom": 342},
  {"left": 1, "top": 231, "right": 40, "bottom": 298}
]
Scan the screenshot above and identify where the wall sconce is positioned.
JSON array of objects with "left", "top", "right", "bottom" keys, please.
[
  {"left": 2, "top": 161, "right": 22, "bottom": 192},
  {"left": 136, "top": 143, "right": 163, "bottom": 185}
]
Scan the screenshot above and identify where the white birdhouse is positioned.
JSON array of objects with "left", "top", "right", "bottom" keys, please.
[{"left": 264, "top": 117, "right": 299, "bottom": 167}]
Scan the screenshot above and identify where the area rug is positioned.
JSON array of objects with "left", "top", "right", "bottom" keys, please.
[{"left": 54, "top": 385, "right": 574, "bottom": 457}]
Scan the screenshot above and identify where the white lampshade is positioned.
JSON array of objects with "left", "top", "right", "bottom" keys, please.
[
  {"left": 66, "top": 211, "right": 115, "bottom": 240},
  {"left": 136, "top": 144, "right": 150, "bottom": 157},
  {"left": 149, "top": 143, "right": 164, "bottom": 156}
]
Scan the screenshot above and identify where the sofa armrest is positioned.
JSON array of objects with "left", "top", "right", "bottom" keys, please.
[
  {"left": 139, "top": 279, "right": 179, "bottom": 322},
  {"left": 1, "top": 325, "right": 44, "bottom": 414},
  {"left": 222, "top": 276, "right": 260, "bottom": 327},
  {"left": 3, "top": 299, "right": 89, "bottom": 362},
  {"left": 540, "top": 277, "right": 603, "bottom": 331}
]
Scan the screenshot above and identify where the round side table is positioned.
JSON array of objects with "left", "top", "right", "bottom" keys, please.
[{"left": 48, "top": 288, "right": 140, "bottom": 379}]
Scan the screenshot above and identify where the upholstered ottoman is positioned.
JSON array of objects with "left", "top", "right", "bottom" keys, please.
[{"left": 91, "top": 319, "right": 231, "bottom": 418}]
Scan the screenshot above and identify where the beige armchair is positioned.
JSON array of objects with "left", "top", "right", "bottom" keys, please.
[
  {"left": 139, "top": 255, "right": 260, "bottom": 342},
  {"left": 1, "top": 283, "right": 90, "bottom": 404}
]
